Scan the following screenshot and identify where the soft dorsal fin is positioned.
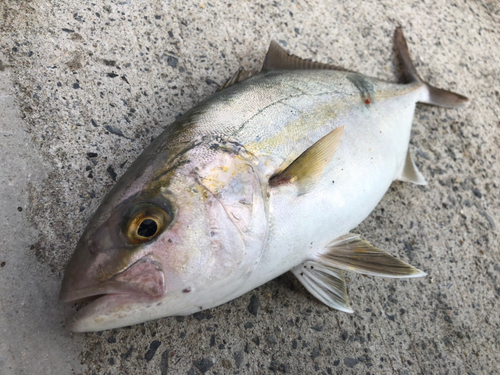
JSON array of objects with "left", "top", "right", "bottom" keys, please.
[
  {"left": 321, "top": 234, "right": 426, "bottom": 278},
  {"left": 398, "top": 149, "right": 427, "bottom": 185},
  {"left": 262, "top": 40, "right": 352, "bottom": 72},
  {"left": 269, "top": 126, "right": 344, "bottom": 195},
  {"left": 292, "top": 260, "right": 353, "bottom": 313},
  {"left": 217, "top": 67, "right": 258, "bottom": 91}
]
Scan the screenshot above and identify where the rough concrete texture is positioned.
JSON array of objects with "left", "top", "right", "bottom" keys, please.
[{"left": 1, "top": 0, "right": 499, "bottom": 374}]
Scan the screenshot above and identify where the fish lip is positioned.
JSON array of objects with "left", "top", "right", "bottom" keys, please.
[
  {"left": 60, "top": 255, "right": 166, "bottom": 304},
  {"left": 59, "top": 280, "right": 151, "bottom": 304},
  {"left": 65, "top": 292, "right": 160, "bottom": 332}
]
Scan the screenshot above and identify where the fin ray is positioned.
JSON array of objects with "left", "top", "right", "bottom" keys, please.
[
  {"left": 292, "top": 260, "right": 353, "bottom": 313},
  {"left": 398, "top": 149, "right": 427, "bottom": 185},
  {"left": 263, "top": 41, "right": 353, "bottom": 72},
  {"left": 217, "top": 67, "right": 258, "bottom": 91},
  {"left": 394, "top": 27, "right": 469, "bottom": 108},
  {"left": 269, "top": 126, "right": 344, "bottom": 194},
  {"left": 321, "top": 234, "right": 426, "bottom": 278}
]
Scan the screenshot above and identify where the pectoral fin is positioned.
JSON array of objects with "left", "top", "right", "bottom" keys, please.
[
  {"left": 269, "top": 126, "right": 344, "bottom": 194},
  {"left": 398, "top": 149, "right": 427, "bottom": 185},
  {"left": 321, "top": 234, "right": 426, "bottom": 278},
  {"left": 292, "top": 260, "right": 353, "bottom": 313}
]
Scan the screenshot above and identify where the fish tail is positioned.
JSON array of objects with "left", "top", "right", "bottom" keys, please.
[{"left": 394, "top": 27, "right": 469, "bottom": 108}]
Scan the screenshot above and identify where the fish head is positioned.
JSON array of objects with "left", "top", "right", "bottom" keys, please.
[{"left": 60, "top": 138, "right": 267, "bottom": 331}]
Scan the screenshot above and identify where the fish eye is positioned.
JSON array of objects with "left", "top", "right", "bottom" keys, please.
[
  {"left": 123, "top": 204, "right": 170, "bottom": 244},
  {"left": 137, "top": 219, "right": 158, "bottom": 237}
]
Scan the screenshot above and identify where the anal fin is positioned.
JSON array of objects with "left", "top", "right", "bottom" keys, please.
[
  {"left": 292, "top": 260, "right": 353, "bottom": 313},
  {"left": 321, "top": 234, "right": 426, "bottom": 278},
  {"left": 398, "top": 149, "right": 427, "bottom": 185}
]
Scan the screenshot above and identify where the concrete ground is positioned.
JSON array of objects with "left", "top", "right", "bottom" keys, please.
[{"left": 1, "top": 0, "right": 499, "bottom": 374}]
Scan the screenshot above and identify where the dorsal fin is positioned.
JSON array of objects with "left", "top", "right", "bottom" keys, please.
[
  {"left": 262, "top": 40, "right": 352, "bottom": 72},
  {"left": 217, "top": 67, "right": 258, "bottom": 91},
  {"left": 269, "top": 126, "right": 344, "bottom": 195}
]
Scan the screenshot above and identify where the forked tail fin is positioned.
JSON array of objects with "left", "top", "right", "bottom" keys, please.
[{"left": 394, "top": 27, "right": 469, "bottom": 108}]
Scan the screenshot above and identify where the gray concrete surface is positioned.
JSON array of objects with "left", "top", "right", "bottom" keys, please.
[{"left": 0, "top": 0, "right": 499, "bottom": 374}]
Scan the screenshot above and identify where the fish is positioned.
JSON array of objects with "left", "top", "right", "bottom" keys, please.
[{"left": 59, "top": 28, "right": 468, "bottom": 332}]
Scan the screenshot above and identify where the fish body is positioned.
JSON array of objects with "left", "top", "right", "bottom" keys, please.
[{"left": 60, "top": 29, "right": 468, "bottom": 332}]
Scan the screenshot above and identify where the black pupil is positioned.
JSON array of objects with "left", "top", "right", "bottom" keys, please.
[{"left": 137, "top": 219, "right": 158, "bottom": 237}]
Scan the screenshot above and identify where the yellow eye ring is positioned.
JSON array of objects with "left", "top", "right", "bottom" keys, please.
[{"left": 124, "top": 205, "right": 170, "bottom": 244}]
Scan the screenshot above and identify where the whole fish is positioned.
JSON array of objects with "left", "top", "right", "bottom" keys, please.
[{"left": 60, "top": 28, "right": 468, "bottom": 332}]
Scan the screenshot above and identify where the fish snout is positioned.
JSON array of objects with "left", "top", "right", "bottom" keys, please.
[{"left": 59, "top": 254, "right": 166, "bottom": 304}]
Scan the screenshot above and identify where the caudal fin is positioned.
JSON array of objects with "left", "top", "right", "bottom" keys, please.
[{"left": 394, "top": 27, "right": 469, "bottom": 108}]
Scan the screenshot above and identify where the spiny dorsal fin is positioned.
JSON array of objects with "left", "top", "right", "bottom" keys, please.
[
  {"left": 398, "top": 149, "right": 427, "bottom": 185},
  {"left": 292, "top": 260, "right": 353, "bottom": 313},
  {"left": 262, "top": 40, "right": 352, "bottom": 72},
  {"left": 321, "top": 233, "right": 426, "bottom": 278},
  {"left": 269, "top": 126, "right": 344, "bottom": 195},
  {"left": 217, "top": 67, "right": 258, "bottom": 91}
]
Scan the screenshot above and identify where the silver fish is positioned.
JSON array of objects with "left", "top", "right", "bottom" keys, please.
[{"left": 60, "top": 28, "right": 468, "bottom": 332}]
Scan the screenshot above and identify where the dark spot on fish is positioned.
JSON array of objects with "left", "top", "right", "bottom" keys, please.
[
  {"left": 311, "top": 266, "right": 314, "bottom": 269},
  {"left": 347, "top": 74, "right": 374, "bottom": 105},
  {"left": 168, "top": 238, "right": 172, "bottom": 243},
  {"left": 1, "top": 262, "right": 5, "bottom": 267},
  {"left": 183, "top": 287, "right": 191, "bottom": 293},
  {"left": 300, "top": 272, "right": 303, "bottom": 276},
  {"left": 157, "top": 302, "right": 162, "bottom": 306},
  {"left": 17, "top": 207, "right": 22, "bottom": 212}
]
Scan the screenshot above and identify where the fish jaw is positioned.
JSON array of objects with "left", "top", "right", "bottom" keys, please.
[
  {"left": 65, "top": 267, "right": 252, "bottom": 332},
  {"left": 60, "top": 254, "right": 166, "bottom": 304}
]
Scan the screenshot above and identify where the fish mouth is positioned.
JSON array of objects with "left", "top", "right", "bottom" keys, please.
[{"left": 60, "top": 255, "right": 166, "bottom": 330}]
